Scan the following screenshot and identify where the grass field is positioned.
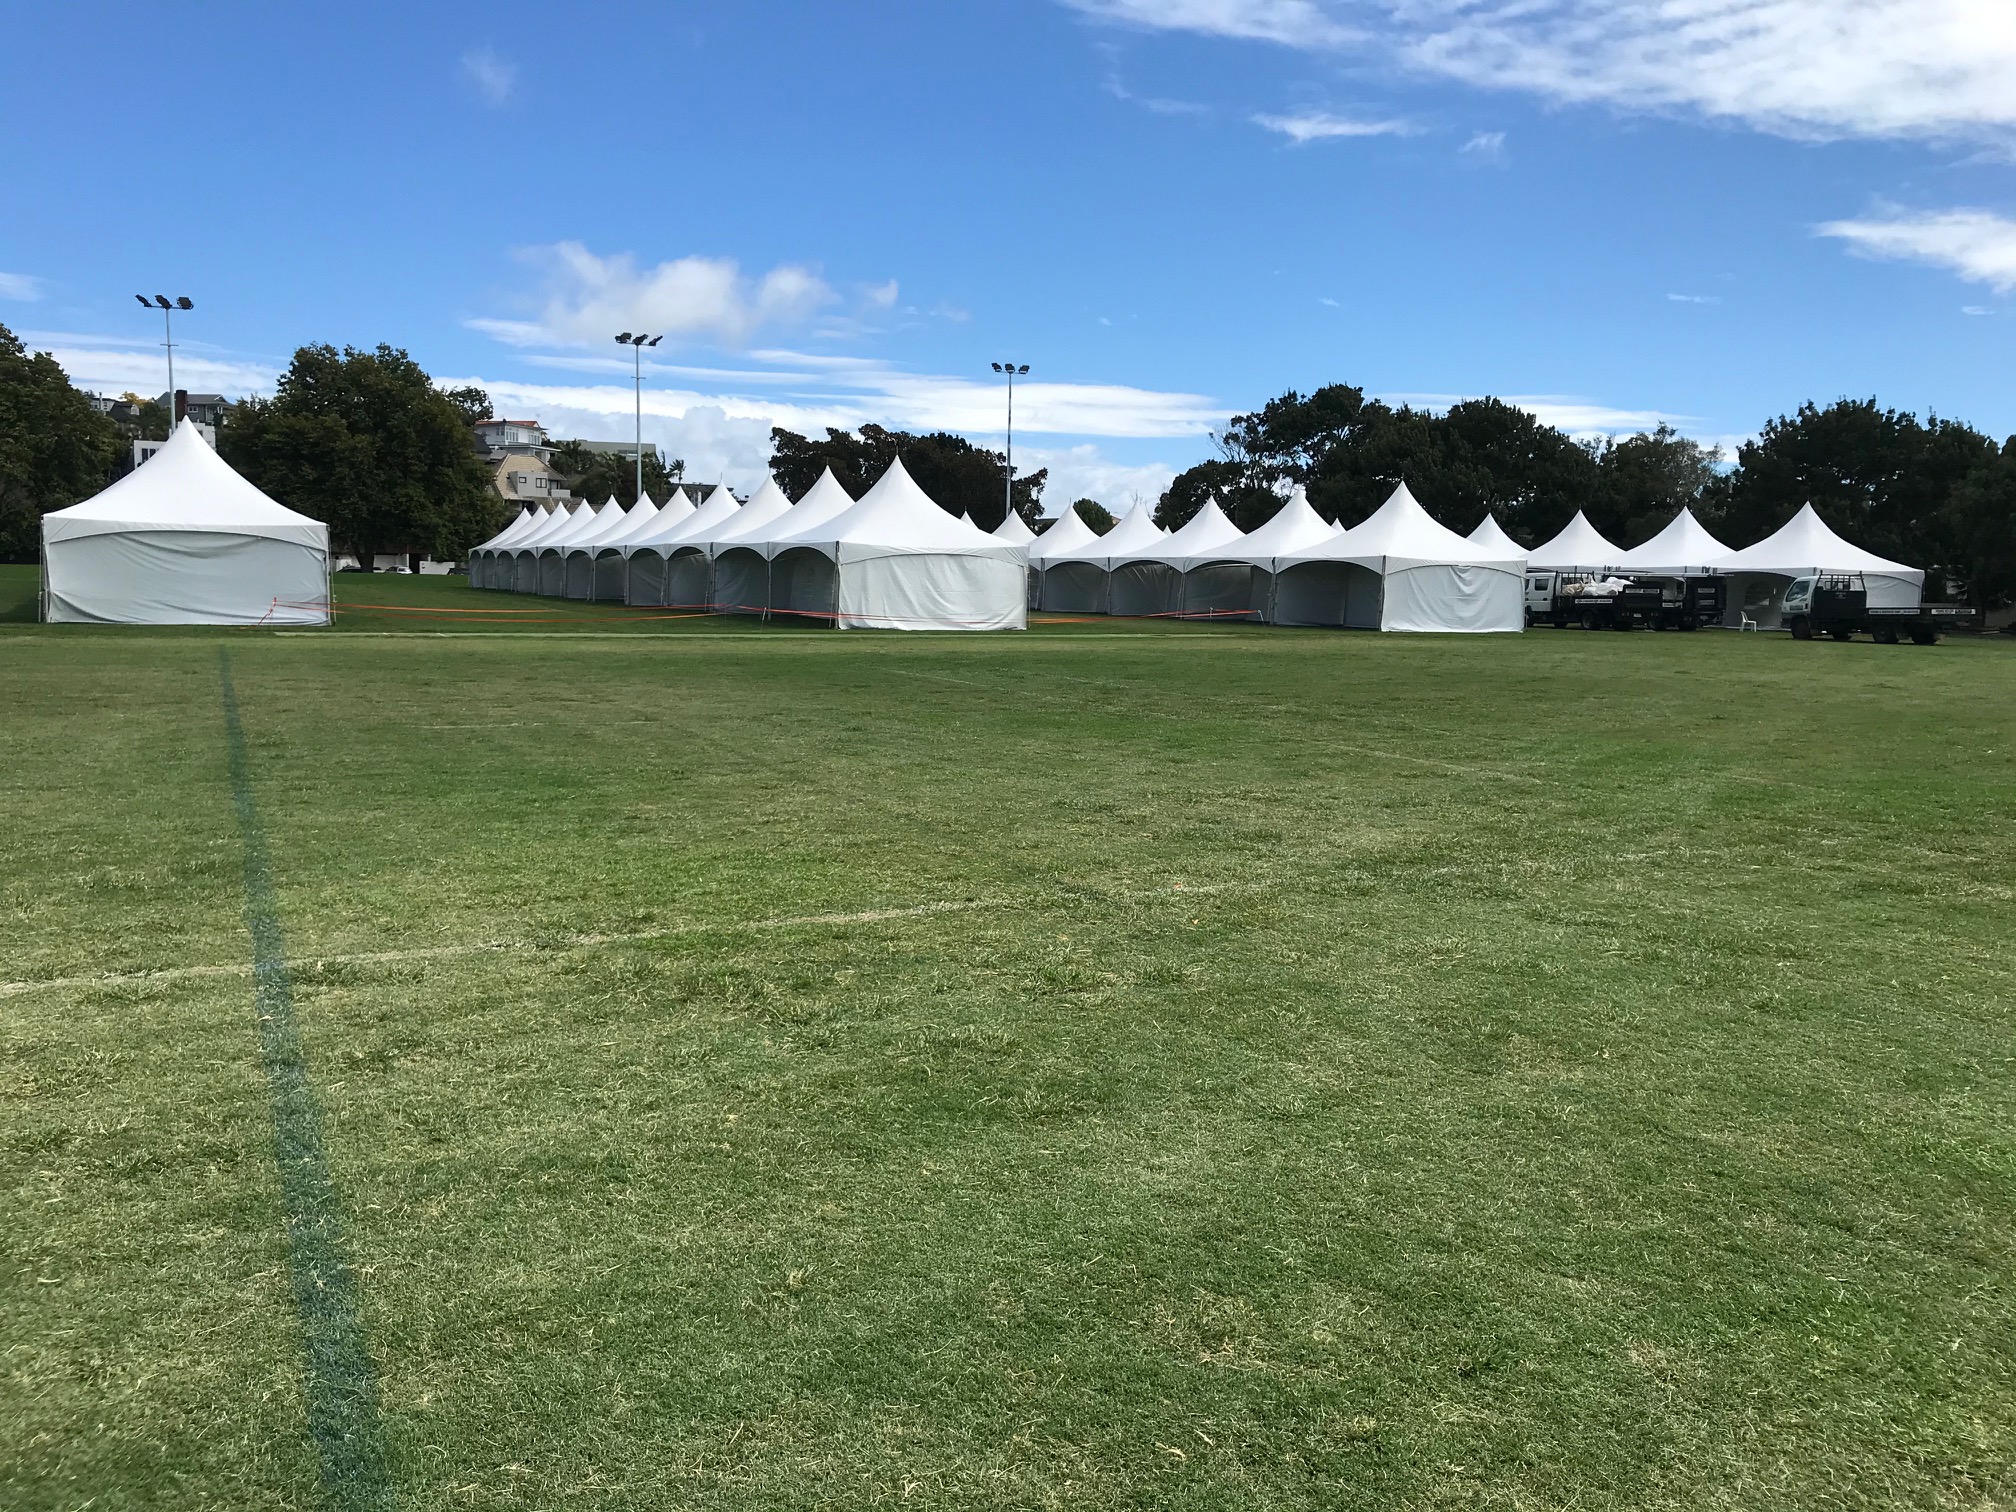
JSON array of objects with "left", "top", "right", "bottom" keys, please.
[{"left": 5, "top": 563, "right": 2016, "bottom": 1510}]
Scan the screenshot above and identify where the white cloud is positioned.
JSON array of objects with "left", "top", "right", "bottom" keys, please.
[
  {"left": 1963, "top": 304, "right": 1994, "bottom": 315},
  {"left": 28, "top": 338, "right": 279, "bottom": 397},
  {"left": 1063, "top": 0, "right": 2016, "bottom": 143},
  {"left": 1459, "top": 129, "right": 1506, "bottom": 158},
  {"left": 461, "top": 48, "right": 518, "bottom": 106},
  {"left": 862, "top": 279, "right": 900, "bottom": 308},
  {"left": 1254, "top": 110, "right": 1413, "bottom": 142},
  {"left": 1817, "top": 207, "right": 2016, "bottom": 291},
  {"left": 1386, "top": 390, "right": 1688, "bottom": 439},
  {"left": 1103, "top": 73, "right": 1213, "bottom": 115},
  {"left": 1019, "top": 444, "right": 1178, "bottom": 515},
  {"left": 0, "top": 272, "right": 45, "bottom": 301},
  {"left": 474, "top": 242, "right": 838, "bottom": 349},
  {"left": 1666, "top": 292, "right": 1721, "bottom": 304}
]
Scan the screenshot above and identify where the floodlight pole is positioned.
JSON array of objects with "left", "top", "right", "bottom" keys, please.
[
  {"left": 992, "top": 361, "right": 1030, "bottom": 527},
  {"left": 163, "top": 304, "right": 177, "bottom": 416},
  {"left": 617, "top": 333, "right": 660, "bottom": 505}
]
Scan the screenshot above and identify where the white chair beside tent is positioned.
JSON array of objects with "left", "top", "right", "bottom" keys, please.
[
  {"left": 41, "top": 419, "right": 330, "bottom": 625},
  {"left": 1037, "top": 500, "right": 1165, "bottom": 614},
  {"left": 1269, "top": 481, "right": 1525, "bottom": 633},
  {"left": 1528, "top": 510, "right": 1624, "bottom": 573},
  {"left": 762, "top": 457, "right": 1025, "bottom": 630},
  {"left": 1707, "top": 504, "right": 1923, "bottom": 628}
]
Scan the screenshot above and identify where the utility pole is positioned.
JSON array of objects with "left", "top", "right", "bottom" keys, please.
[
  {"left": 991, "top": 361, "right": 1029, "bottom": 527},
  {"left": 615, "top": 332, "right": 662, "bottom": 503}
]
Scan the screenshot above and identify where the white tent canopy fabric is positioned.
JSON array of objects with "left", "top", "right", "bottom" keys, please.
[
  {"left": 1106, "top": 497, "right": 1246, "bottom": 617},
  {"left": 1037, "top": 500, "right": 1165, "bottom": 613},
  {"left": 1467, "top": 513, "right": 1524, "bottom": 556},
  {"left": 1175, "top": 486, "right": 1336, "bottom": 619},
  {"left": 706, "top": 469, "right": 856, "bottom": 613},
  {"left": 41, "top": 419, "right": 330, "bottom": 625},
  {"left": 993, "top": 510, "right": 1035, "bottom": 545},
  {"left": 1271, "top": 481, "right": 1524, "bottom": 633},
  {"left": 470, "top": 506, "right": 538, "bottom": 588},
  {"left": 537, "top": 498, "right": 621, "bottom": 594},
  {"left": 1025, "top": 506, "right": 1097, "bottom": 564},
  {"left": 565, "top": 495, "right": 659, "bottom": 599},
  {"left": 1612, "top": 508, "right": 1731, "bottom": 577},
  {"left": 625, "top": 487, "right": 739, "bottom": 606},
  {"left": 763, "top": 458, "right": 1025, "bottom": 630},
  {"left": 504, "top": 501, "right": 588, "bottom": 591},
  {"left": 1529, "top": 511, "right": 1623, "bottom": 572},
  {"left": 1709, "top": 504, "right": 1923, "bottom": 624}
]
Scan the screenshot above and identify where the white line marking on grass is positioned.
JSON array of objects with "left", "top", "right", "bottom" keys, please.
[{"left": 0, "top": 899, "right": 1010, "bottom": 1001}]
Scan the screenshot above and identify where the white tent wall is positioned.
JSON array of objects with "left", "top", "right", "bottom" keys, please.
[
  {"left": 1382, "top": 563, "right": 1524, "bottom": 633},
  {"left": 835, "top": 549, "right": 1026, "bottom": 631},
  {"left": 44, "top": 531, "right": 331, "bottom": 625},
  {"left": 40, "top": 420, "right": 331, "bottom": 626},
  {"left": 709, "top": 548, "right": 770, "bottom": 615},
  {"left": 1707, "top": 503, "right": 1923, "bottom": 626}
]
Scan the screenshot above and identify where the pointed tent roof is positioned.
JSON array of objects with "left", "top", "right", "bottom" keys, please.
[
  {"left": 1203, "top": 486, "right": 1337, "bottom": 566},
  {"left": 1709, "top": 503, "right": 1921, "bottom": 582},
  {"left": 713, "top": 467, "right": 855, "bottom": 556},
  {"left": 540, "top": 497, "right": 623, "bottom": 552},
  {"left": 993, "top": 510, "right": 1036, "bottom": 546},
  {"left": 1279, "top": 482, "right": 1523, "bottom": 571},
  {"left": 1467, "top": 513, "right": 1524, "bottom": 555},
  {"left": 1528, "top": 510, "right": 1623, "bottom": 571},
  {"left": 1026, "top": 504, "right": 1099, "bottom": 563},
  {"left": 626, "top": 485, "right": 741, "bottom": 553},
  {"left": 1610, "top": 507, "right": 1730, "bottom": 575},
  {"left": 510, "top": 499, "right": 590, "bottom": 553},
  {"left": 42, "top": 419, "right": 325, "bottom": 546},
  {"left": 603, "top": 486, "right": 693, "bottom": 551},
  {"left": 1117, "top": 496, "right": 1245, "bottom": 569},
  {"left": 475, "top": 507, "right": 538, "bottom": 554},
  {"left": 705, "top": 477, "right": 796, "bottom": 547},
  {"left": 774, "top": 457, "right": 1022, "bottom": 561},
  {"left": 567, "top": 494, "right": 660, "bottom": 555},
  {"left": 1044, "top": 499, "right": 1165, "bottom": 565}
]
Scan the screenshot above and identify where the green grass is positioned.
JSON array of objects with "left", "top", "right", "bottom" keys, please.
[{"left": 4, "top": 567, "right": 2016, "bottom": 1509}]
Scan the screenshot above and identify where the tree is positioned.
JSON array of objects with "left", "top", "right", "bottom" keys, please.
[
  {"left": 1714, "top": 398, "right": 1995, "bottom": 566},
  {"left": 1591, "top": 424, "right": 1725, "bottom": 546},
  {"left": 221, "top": 345, "right": 503, "bottom": 567},
  {"left": 0, "top": 323, "right": 124, "bottom": 562},
  {"left": 1066, "top": 498, "right": 1116, "bottom": 534},
  {"left": 549, "top": 440, "right": 684, "bottom": 507},
  {"left": 769, "top": 424, "right": 1045, "bottom": 527},
  {"left": 1946, "top": 439, "right": 2016, "bottom": 610}
]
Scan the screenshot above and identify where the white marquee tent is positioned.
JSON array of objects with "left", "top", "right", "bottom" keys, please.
[
  {"left": 1612, "top": 508, "right": 1731, "bottom": 578},
  {"left": 1271, "top": 481, "right": 1524, "bottom": 633},
  {"left": 1037, "top": 500, "right": 1165, "bottom": 613},
  {"left": 470, "top": 507, "right": 538, "bottom": 588},
  {"left": 1105, "top": 497, "right": 1246, "bottom": 618},
  {"left": 1528, "top": 511, "right": 1623, "bottom": 573},
  {"left": 1708, "top": 504, "right": 1923, "bottom": 626},
  {"left": 41, "top": 419, "right": 330, "bottom": 625},
  {"left": 1021, "top": 504, "right": 1096, "bottom": 608},
  {"left": 708, "top": 469, "right": 856, "bottom": 614},
  {"left": 624, "top": 486, "right": 737, "bottom": 606},
  {"left": 536, "top": 498, "right": 620, "bottom": 596},
  {"left": 1467, "top": 513, "right": 1524, "bottom": 556},
  {"left": 1182, "top": 485, "right": 1337, "bottom": 620},
  {"left": 763, "top": 458, "right": 1025, "bottom": 630},
  {"left": 563, "top": 494, "right": 659, "bottom": 599},
  {"left": 505, "top": 501, "right": 588, "bottom": 592},
  {"left": 577, "top": 489, "right": 683, "bottom": 600},
  {"left": 993, "top": 510, "right": 1035, "bottom": 545}
]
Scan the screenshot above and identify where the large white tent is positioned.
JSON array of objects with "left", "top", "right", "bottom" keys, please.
[
  {"left": 505, "top": 501, "right": 588, "bottom": 592},
  {"left": 1271, "top": 481, "right": 1524, "bottom": 633},
  {"left": 1181, "top": 485, "right": 1337, "bottom": 620},
  {"left": 1612, "top": 508, "right": 1731, "bottom": 577},
  {"left": 993, "top": 510, "right": 1035, "bottom": 545},
  {"left": 535, "top": 497, "right": 620, "bottom": 596},
  {"left": 626, "top": 485, "right": 740, "bottom": 607},
  {"left": 1708, "top": 504, "right": 1923, "bottom": 627},
  {"left": 708, "top": 469, "right": 856, "bottom": 614},
  {"left": 470, "top": 507, "right": 538, "bottom": 588},
  {"left": 763, "top": 458, "right": 1025, "bottom": 630},
  {"left": 1467, "top": 513, "right": 1524, "bottom": 556},
  {"left": 41, "top": 419, "right": 330, "bottom": 625},
  {"left": 563, "top": 494, "right": 659, "bottom": 599},
  {"left": 1022, "top": 505, "right": 1096, "bottom": 608},
  {"left": 1037, "top": 500, "right": 1165, "bottom": 613},
  {"left": 1528, "top": 511, "right": 1623, "bottom": 573},
  {"left": 578, "top": 489, "right": 684, "bottom": 600},
  {"left": 1106, "top": 498, "right": 1246, "bottom": 618}
]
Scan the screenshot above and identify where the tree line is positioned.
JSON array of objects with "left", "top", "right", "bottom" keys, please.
[{"left": 1157, "top": 385, "right": 2016, "bottom": 607}]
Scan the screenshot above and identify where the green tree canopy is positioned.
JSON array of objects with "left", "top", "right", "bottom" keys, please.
[
  {"left": 549, "top": 440, "right": 683, "bottom": 508},
  {"left": 221, "top": 345, "right": 502, "bottom": 566},
  {"left": 770, "top": 424, "right": 1045, "bottom": 528},
  {"left": 1064, "top": 498, "right": 1116, "bottom": 534},
  {"left": 1590, "top": 424, "right": 1727, "bottom": 546},
  {"left": 1945, "top": 438, "right": 2016, "bottom": 609},
  {"left": 0, "top": 322, "right": 124, "bottom": 562}
]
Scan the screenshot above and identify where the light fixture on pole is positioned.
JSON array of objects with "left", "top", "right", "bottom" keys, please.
[
  {"left": 615, "top": 332, "right": 662, "bottom": 504},
  {"left": 990, "top": 362, "right": 1029, "bottom": 526},
  {"left": 136, "top": 294, "right": 194, "bottom": 429}
]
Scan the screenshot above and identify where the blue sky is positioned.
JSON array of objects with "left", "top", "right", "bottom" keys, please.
[{"left": 4, "top": 0, "right": 2013, "bottom": 506}]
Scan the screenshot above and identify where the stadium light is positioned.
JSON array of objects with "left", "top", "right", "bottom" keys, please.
[
  {"left": 615, "top": 333, "right": 661, "bottom": 505},
  {"left": 137, "top": 295, "right": 195, "bottom": 428},
  {"left": 991, "top": 361, "right": 1030, "bottom": 528}
]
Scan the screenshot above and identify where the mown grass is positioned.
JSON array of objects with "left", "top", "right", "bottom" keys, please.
[{"left": 3, "top": 569, "right": 2015, "bottom": 1509}]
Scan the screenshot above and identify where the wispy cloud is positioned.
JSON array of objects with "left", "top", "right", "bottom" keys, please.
[
  {"left": 1386, "top": 390, "right": 1688, "bottom": 439},
  {"left": 1459, "top": 130, "right": 1506, "bottom": 159},
  {"left": 461, "top": 48, "right": 518, "bottom": 107},
  {"left": 1666, "top": 292, "right": 1721, "bottom": 304},
  {"left": 1062, "top": 0, "right": 2016, "bottom": 144},
  {"left": 472, "top": 242, "right": 838, "bottom": 348},
  {"left": 1817, "top": 207, "right": 2016, "bottom": 291},
  {"left": 1103, "top": 73, "right": 1212, "bottom": 116},
  {"left": 30, "top": 340, "right": 280, "bottom": 397},
  {"left": 0, "top": 272, "right": 45, "bottom": 301},
  {"left": 1253, "top": 110, "right": 1413, "bottom": 143}
]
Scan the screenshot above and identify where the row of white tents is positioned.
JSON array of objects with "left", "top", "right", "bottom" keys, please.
[{"left": 472, "top": 459, "right": 1924, "bottom": 633}]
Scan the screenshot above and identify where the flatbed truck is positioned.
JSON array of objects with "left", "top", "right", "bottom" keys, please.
[{"left": 1782, "top": 575, "right": 1975, "bottom": 643}]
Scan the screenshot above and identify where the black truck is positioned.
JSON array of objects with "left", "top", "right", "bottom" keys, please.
[
  {"left": 1782, "top": 575, "right": 1975, "bottom": 643},
  {"left": 1525, "top": 572, "right": 1724, "bottom": 631}
]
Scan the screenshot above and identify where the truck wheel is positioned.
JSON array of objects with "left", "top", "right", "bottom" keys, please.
[
  {"left": 1910, "top": 627, "right": 1940, "bottom": 645},
  {"left": 1873, "top": 627, "right": 1898, "bottom": 645},
  {"left": 1828, "top": 627, "right": 1854, "bottom": 641},
  {"left": 1581, "top": 610, "right": 1600, "bottom": 631},
  {"left": 1551, "top": 612, "right": 1568, "bottom": 629},
  {"left": 1790, "top": 617, "right": 1813, "bottom": 640},
  {"left": 1679, "top": 616, "right": 1698, "bottom": 632}
]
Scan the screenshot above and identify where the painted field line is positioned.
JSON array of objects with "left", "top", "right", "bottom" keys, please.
[
  {"left": 218, "top": 649, "right": 393, "bottom": 1512},
  {"left": 0, "top": 898, "right": 1011, "bottom": 1001}
]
